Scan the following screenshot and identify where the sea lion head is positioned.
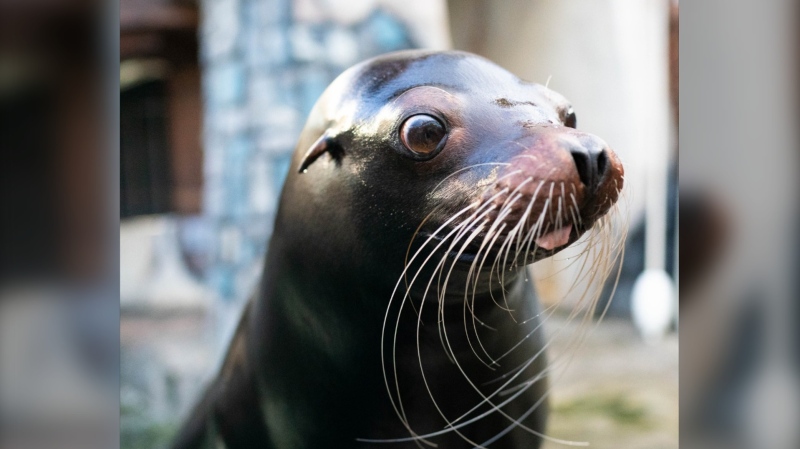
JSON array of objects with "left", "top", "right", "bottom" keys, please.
[{"left": 279, "top": 50, "right": 623, "bottom": 285}]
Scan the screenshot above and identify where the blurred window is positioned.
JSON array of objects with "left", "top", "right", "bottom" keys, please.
[{"left": 120, "top": 80, "right": 173, "bottom": 217}]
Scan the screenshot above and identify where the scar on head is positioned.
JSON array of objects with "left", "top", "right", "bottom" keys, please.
[{"left": 495, "top": 98, "right": 538, "bottom": 108}]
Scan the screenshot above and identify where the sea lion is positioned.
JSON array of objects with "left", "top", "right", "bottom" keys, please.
[{"left": 171, "top": 50, "right": 624, "bottom": 449}]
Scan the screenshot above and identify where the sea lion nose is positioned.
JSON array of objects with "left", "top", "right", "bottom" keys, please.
[{"left": 568, "top": 142, "right": 609, "bottom": 191}]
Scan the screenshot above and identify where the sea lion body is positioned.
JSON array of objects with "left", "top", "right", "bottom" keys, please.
[{"left": 172, "top": 50, "right": 624, "bottom": 449}]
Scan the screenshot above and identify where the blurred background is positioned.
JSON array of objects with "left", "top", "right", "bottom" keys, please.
[
  {"left": 0, "top": 1, "right": 119, "bottom": 449},
  {"left": 116, "top": 1, "right": 678, "bottom": 448},
  {"left": 0, "top": 0, "right": 797, "bottom": 449}
]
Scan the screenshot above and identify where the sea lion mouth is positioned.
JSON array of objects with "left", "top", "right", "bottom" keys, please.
[
  {"left": 534, "top": 224, "right": 572, "bottom": 250},
  {"left": 418, "top": 221, "right": 583, "bottom": 267}
]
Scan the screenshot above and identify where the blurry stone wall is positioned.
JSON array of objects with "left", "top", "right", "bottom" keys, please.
[{"left": 199, "top": 0, "right": 450, "bottom": 307}]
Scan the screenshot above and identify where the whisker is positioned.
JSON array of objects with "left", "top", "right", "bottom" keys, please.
[
  {"left": 370, "top": 159, "right": 629, "bottom": 447},
  {"left": 381, "top": 203, "right": 480, "bottom": 445}
]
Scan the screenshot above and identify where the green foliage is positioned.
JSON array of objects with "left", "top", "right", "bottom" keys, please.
[
  {"left": 121, "top": 405, "right": 178, "bottom": 449},
  {"left": 554, "top": 393, "right": 651, "bottom": 428}
]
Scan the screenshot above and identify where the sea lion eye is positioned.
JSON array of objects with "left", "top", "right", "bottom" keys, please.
[
  {"left": 400, "top": 114, "right": 447, "bottom": 157},
  {"left": 564, "top": 109, "right": 577, "bottom": 128}
]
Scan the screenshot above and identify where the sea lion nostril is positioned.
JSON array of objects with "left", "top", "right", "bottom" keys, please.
[
  {"left": 596, "top": 149, "right": 609, "bottom": 180},
  {"left": 570, "top": 145, "right": 609, "bottom": 189},
  {"left": 570, "top": 148, "right": 592, "bottom": 188}
]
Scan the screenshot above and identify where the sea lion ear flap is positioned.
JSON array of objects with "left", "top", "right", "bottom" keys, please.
[{"left": 297, "top": 132, "right": 344, "bottom": 174}]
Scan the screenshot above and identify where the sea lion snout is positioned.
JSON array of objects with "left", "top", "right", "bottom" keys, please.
[{"left": 477, "top": 127, "right": 623, "bottom": 255}]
